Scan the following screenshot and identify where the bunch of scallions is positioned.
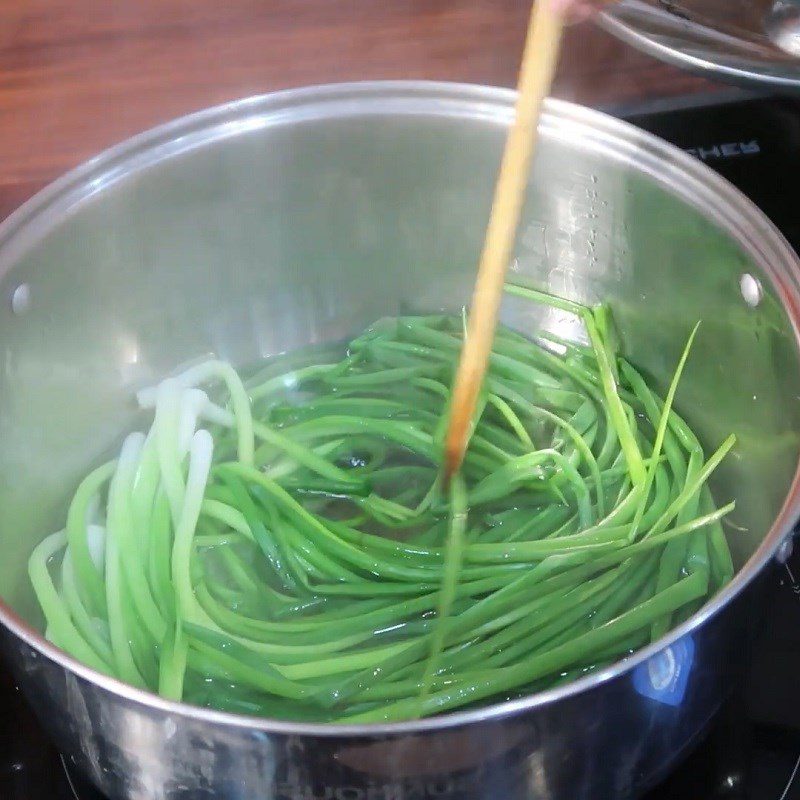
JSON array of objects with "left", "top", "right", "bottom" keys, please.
[{"left": 29, "top": 284, "right": 735, "bottom": 722}]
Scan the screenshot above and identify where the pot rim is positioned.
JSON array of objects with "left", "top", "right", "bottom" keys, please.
[{"left": 1, "top": 79, "right": 799, "bottom": 737}]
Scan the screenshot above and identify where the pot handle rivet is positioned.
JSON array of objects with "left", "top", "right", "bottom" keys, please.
[
  {"left": 776, "top": 537, "right": 794, "bottom": 564},
  {"left": 740, "top": 273, "right": 762, "bottom": 308},
  {"left": 10, "top": 283, "right": 30, "bottom": 315}
]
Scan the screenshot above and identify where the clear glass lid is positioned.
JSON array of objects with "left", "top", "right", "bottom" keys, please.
[{"left": 600, "top": 0, "right": 800, "bottom": 88}]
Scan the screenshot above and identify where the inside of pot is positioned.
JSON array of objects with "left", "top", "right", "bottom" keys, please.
[{"left": 0, "top": 94, "right": 798, "bottom": 647}]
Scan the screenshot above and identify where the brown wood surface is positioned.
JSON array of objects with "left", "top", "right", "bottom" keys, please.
[{"left": 0, "top": 0, "right": 717, "bottom": 219}]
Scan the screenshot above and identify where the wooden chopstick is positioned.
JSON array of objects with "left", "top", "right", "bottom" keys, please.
[{"left": 443, "top": 0, "right": 565, "bottom": 481}]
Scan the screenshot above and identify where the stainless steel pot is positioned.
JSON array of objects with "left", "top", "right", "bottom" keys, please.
[{"left": 1, "top": 82, "right": 799, "bottom": 800}]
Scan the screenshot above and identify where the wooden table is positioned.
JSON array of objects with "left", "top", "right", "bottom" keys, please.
[{"left": 0, "top": 0, "right": 718, "bottom": 219}]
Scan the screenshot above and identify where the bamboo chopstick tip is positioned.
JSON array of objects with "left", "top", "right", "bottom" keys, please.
[{"left": 442, "top": 439, "right": 465, "bottom": 484}]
